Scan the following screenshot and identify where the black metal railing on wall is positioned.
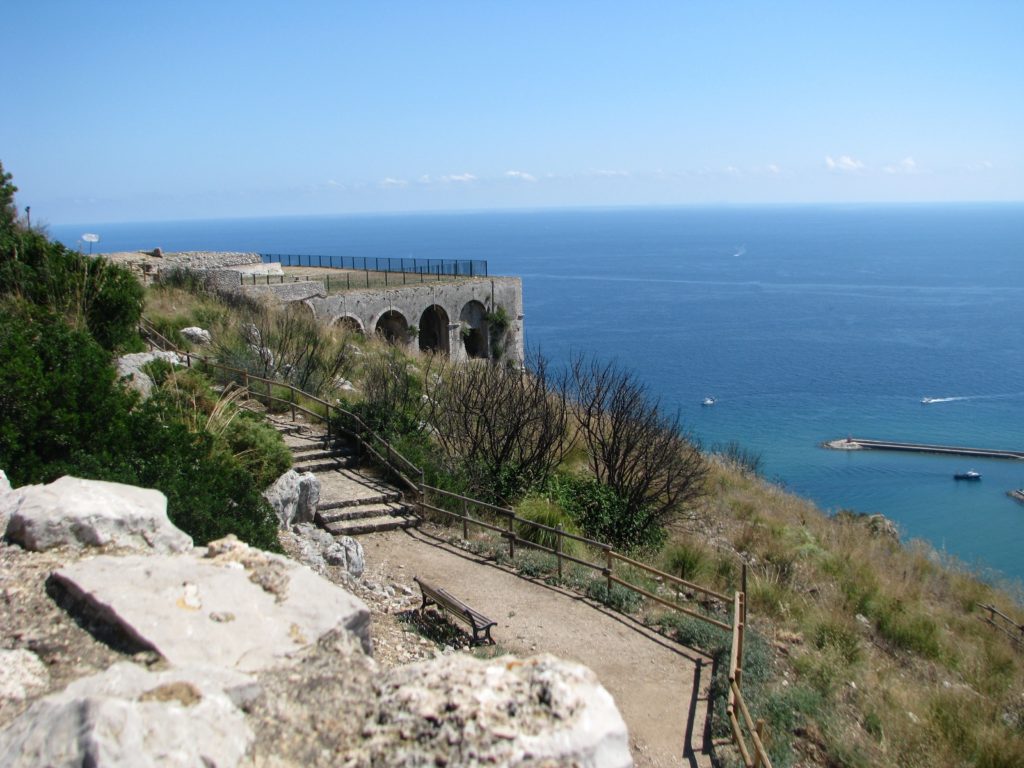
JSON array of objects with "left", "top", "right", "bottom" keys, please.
[{"left": 260, "top": 253, "right": 487, "bottom": 277}]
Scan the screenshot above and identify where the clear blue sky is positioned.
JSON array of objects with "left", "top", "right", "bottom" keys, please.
[{"left": 4, "top": 1, "right": 1022, "bottom": 224}]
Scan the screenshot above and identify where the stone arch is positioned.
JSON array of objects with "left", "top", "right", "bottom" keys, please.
[
  {"left": 332, "top": 314, "right": 364, "bottom": 335},
  {"left": 375, "top": 309, "right": 409, "bottom": 344},
  {"left": 459, "top": 300, "right": 489, "bottom": 359},
  {"left": 418, "top": 304, "right": 450, "bottom": 354}
]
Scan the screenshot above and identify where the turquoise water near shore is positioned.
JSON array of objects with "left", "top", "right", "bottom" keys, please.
[{"left": 53, "top": 204, "right": 1024, "bottom": 585}]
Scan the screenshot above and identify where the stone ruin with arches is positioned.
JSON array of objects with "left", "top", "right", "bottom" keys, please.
[{"left": 305, "top": 277, "right": 524, "bottom": 364}]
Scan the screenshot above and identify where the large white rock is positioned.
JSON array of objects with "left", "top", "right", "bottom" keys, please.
[
  {"left": 0, "top": 469, "right": 10, "bottom": 495},
  {"left": 0, "top": 662, "right": 254, "bottom": 768},
  {"left": 2, "top": 476, "right": 192, "bottom": 553},
  {"left": 0, "top": 469, "right": 11, "bottom": 534},
  {"left": 367, "top": 653, "right": 632, "bottom": 767},
  {"left": 263, "top": 469, "right": 321, "bottom": 528},
  {"left": 0, "top": 649, "right": 49, "bottom": 702},
  {"left": 48, "top": 538, "right": 372, "bottom": 671},
  {"left": 115, "top": 351, "right": 182, "bottom": 397},
  {"left": 180, "top": 326, "right": 212, "bottom": 345}
]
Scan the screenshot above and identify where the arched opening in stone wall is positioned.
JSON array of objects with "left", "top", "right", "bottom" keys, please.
[
  {"left": 459, "top": 300, "right": 489, "bottom": 359},
  {"left": 333, "top": 315, "right": 364, "bottom": 335},
  {"left": 418, "top": 304, "right": 450, "bottom": 354},
  {"left": 375, "top": 310, "right": 409, "bottom": 345}
]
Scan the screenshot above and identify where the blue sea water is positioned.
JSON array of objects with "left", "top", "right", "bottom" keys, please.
[{"left": 53, "top": 205, "right": 1024, "bottom": 585}]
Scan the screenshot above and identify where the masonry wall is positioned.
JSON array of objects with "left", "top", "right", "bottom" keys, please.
[{"left": 307, "top": 277, "right": 525, "bottom": 364}]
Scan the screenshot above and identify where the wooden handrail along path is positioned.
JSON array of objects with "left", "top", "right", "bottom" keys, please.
[{"left": 140, "top": 317, "right": 773, "bottom": 767}]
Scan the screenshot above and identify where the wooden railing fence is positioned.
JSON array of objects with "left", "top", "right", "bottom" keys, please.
[
  {"left": 139, "top": 317, "right": 772, "bottom": 767},
  {"left": 978, "top": 603, "right": 1024, "bottom": 649}
]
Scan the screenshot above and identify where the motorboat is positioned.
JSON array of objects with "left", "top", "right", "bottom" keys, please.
[
  {"left": 921, "top": 397, "right": 940, "bottom": 404},
  {"left": 702, "top": 396, "right": 716, "bottom": 407},
  {"left": 954, "top": 470, "right": 981, "bottom": 481}
]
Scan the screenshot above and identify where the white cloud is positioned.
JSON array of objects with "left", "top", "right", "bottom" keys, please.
[
  {"left": 966, "top": 160, "right": 993, "bottom": 171},
  {"left": 592, "top": 169, "right": 630, "bottom": 177},
  {"left": 325, "top": 179, "right": 342, "bottom": 188},
  {"left": 379, "top": 177, "right": 408, "bottom": 188},
  {"left": 504, "top": 170, "right": 537, "bottom": 182},
  {"left": 825, "top": 155, "right": 865, "bottom": 172},
  {"left": 766, "top": 163, "right": 781, "bottom": 175},
  {"left": 724, "top": 165, "right": 741, "bottom": 176},
  {"left": 440, "top": 173, "right": 477, "bottom": 183},
  {"left": 883, "top": 157, "right": 917, "bottom": 174},
  {"left": 418, "top": 174, "right": 432, "bottom": 184}
]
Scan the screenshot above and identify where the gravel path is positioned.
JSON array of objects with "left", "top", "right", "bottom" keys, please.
[{"left": 360, "top": 526, "right": 716, "bottom": 768}]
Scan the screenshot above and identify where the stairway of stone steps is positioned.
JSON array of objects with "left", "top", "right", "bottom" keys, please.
[{"left": 268, "top": 415, "right": 418, "bottom": 537}]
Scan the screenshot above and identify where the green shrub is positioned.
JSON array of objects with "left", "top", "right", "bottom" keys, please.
[
  {"left": 0, "top": 301, "right": 133, "bottom": 485},
  {"left": 661, "top": 540, "right": 709, "bottom": 582},
  {"left": 515, "top": 495, "right": 581, "bottom": 557},
  {"left": 222, "top": 412, "right": 293, "bottom": 489},
  {"left": 547, "top": 472, "right": 665, "bottom": 552},
  {"left": 812, "top": 618, "right": 862, "bottom": 664},
  {"left": 586, "top": 580, "right": 643, "bottom": 613},
  {"left": 652, "top": 612, "right": 732, "bottom": 658}
]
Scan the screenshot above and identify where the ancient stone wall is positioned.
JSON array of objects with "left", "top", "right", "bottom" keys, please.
[{"left": 308, "top": 277, "right": 525, "bottom": 364}]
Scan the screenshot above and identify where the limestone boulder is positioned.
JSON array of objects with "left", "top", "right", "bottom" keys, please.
[
  {"left": 365, "top": 653, "right": 632, "bottom": 767},
  {"left": 264, "top": 470, "right": 321, "bottom": 528},
  {"left": 0, "top": 649, "right": 49, "bottom": 703},
  {"left": 0, "top": 469, "right": 10, "bottom": 495},
  {"left": 115, "top": 350, "right": 182, "bottom": 397},
  {"left": 3, "top": 476, "right": 192, "bottom": 553},
  {"left": 0, "top": 662, "right": 254, "bottom": 768},
  {"left": 48, "top": 537, "right": 372, "bottom": 671},
  {"left": 291, "top": 523, "right": 365, "bottom": 578},
  {"left": 180, "top": 326, "right": 212, "bottom": 345}
]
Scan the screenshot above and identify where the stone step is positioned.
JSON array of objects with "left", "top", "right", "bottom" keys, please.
[
  {"left": 321, "top": 512, "right": 418, "bottom": 537},
  {"left": 293, "top": 457, "right": 358, "bottom": 473},
  {"left": 317, "top": 490, "right": 402, "bottom": 512},
  {"left": 291, "top": 448, "right": 354, "bottom": 462},
  {"left": 317, "top": 502, "right": 410, "bottom": 525}
]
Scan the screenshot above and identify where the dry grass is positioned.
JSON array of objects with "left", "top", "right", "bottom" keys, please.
[{"left": 696, "top": 455, "right": 1024, "bottom": 767}]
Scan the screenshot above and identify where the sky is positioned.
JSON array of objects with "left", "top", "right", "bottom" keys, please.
[{"left": 3, "top": 1, "right": 1022, "bottom": 224}]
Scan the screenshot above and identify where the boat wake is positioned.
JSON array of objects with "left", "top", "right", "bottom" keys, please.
[{"left": 921, "top": 396, "right": 965, "bottom": 404}]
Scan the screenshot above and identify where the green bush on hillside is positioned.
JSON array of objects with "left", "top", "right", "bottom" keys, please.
[{"left": 547, "top": 472, "right": 665, "bottom": 553}]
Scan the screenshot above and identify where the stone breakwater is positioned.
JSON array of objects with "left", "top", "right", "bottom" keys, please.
[{"left": 0, "top": 473, "right": 632, "bottom": 767}]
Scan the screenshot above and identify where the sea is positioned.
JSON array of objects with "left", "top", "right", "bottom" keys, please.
[{"left": 53, "top": 204, "right": 1024, "bottom": 587}]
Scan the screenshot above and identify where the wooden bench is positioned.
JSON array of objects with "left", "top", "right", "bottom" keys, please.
[{"left": 413, "top": 576, "right": 496, "bottom": 646}]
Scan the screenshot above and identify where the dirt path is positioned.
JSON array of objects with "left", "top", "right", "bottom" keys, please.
[{"left": 360, "top": 526, "right": 716, "bottom": 768}]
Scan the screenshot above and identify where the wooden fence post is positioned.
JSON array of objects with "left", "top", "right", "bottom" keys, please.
[
  {"left": 462, "top": 498, "right": 469, "bottom": 541},
  {"left": 605, "top": 546, "right": 613, "bottom": 595},
  {"left": 507, "top": 513, "right": 516, "bottom": 559},
  {"left": 753, "top": 719, "right": 766, "bottom": 768},
  {"left": 556, "top": 524, "right": 564, "bottom": 581},
  {"left": 289, "top": 386, "right": 296, "bottom": 421}
]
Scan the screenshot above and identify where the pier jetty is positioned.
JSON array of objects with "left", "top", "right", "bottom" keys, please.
[{"left": 824, "top": 438, "right": 1024, "bottom": 461}]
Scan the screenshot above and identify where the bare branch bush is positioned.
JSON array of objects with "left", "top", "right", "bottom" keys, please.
[
  {"left": 424, "top": 351, "right": 575, "bottom": 503},
  {"left": 353, "top": 345, "right": 426, "bottom": 437},
  {"left": 217, "top": 303, "right": 356, "bottom": 397},
  {"left": 570, "top": 354, "right": 708, "bottom": 541}
]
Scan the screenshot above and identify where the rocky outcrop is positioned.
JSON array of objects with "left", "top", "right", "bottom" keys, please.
[
  {"left": 115, "top": 350, "right": 182, "bottom": 397},
  {"left": 48, "top": 536, "right": 373, "bottom": 668},
  {"left": 2, "top": 476, "right": 192, "bottom": 554},
  {"left": 364, "top": 653, "right": 632, "bottom": 767},
  {"left": 264, "top": 469, "right": 321, "bottom": 528},
  {"left": 0, "top": 475, "right": 633, "bottom": 767},
  {"left": 0, "top": 650, "right": 48, "bottom": 703},
  {"left": 179, "top": 326, "right": 211, "bottom": 345},
  {"left": 290, "top": 522, "right": 365, "bottom": 578},
  {"left": 0, "top": 663, "right": 255, "bottom": 768}
]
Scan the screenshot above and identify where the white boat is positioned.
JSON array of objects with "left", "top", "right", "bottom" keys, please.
[
  {"left": 921, "top": 397, "right": 940, "bottom": 404},
  {"left": 954, "top": 470, "right": 981, "bottom": 481},
  {"left": 702, "top": 396, "right": 716, "bottom": 407}
]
